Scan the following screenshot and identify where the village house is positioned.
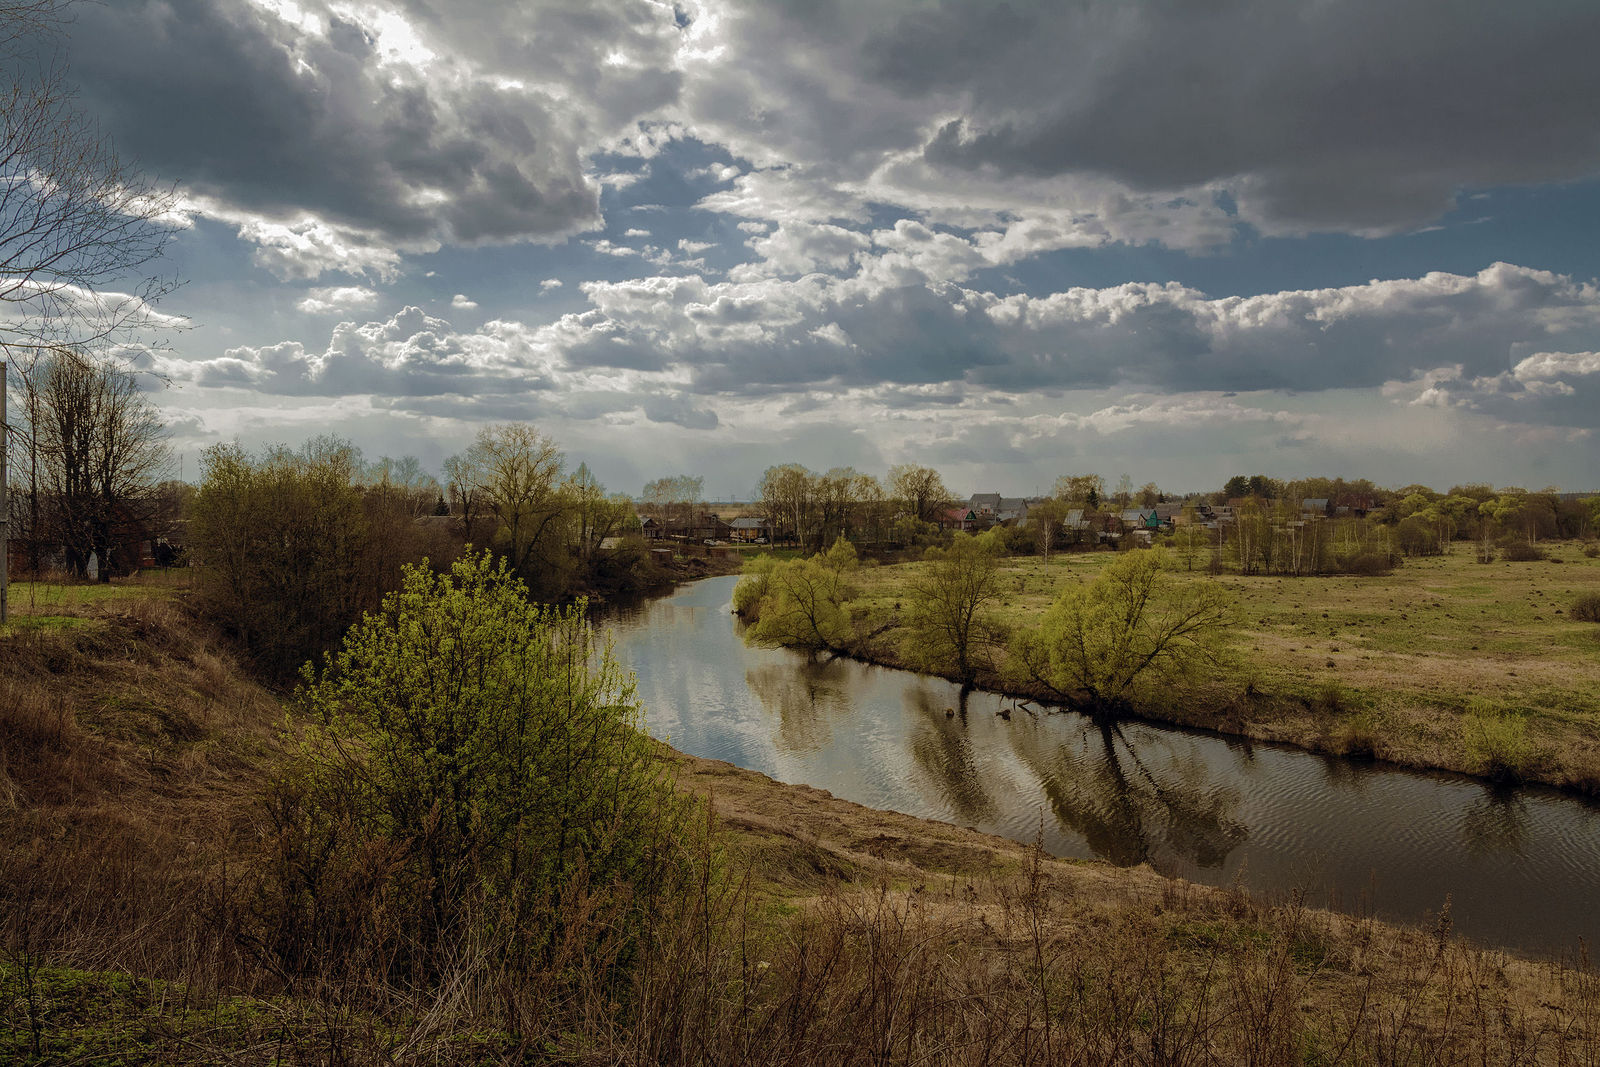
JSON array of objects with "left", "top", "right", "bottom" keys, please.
[
  {"left": 968, "top": 493, "right": 1002, "bottom": 516},
  {"left": 940, "top": 507, "right": 981, "bottom": 532},
  {"left": 729, "top": 516, "right": 770, "bottom": 542}
]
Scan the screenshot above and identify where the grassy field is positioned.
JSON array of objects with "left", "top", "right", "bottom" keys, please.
[
  {"left": 840, "top": 542, "right": 1600, "bottom": 792},
  {"left": 3, "top": 583, "right": 1597, "bottom": 1061},
  {"left": 0, "top": 569, "right": 192, "bottom": 634}
]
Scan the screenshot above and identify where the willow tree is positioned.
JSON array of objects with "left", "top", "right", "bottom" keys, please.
[
  {"left": 741, "top": 537, "right": 859, "bottom": 656},
  {"left": 1007, "top": 549, "right": 1232, "bottom": 714},
  {"left": 903, "top": 530, "right": 1005, "bottom": 686}
]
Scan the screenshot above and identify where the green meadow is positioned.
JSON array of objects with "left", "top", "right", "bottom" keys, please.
[{"left": 842, "top": 542, "right": 1600, "bottom": 791}]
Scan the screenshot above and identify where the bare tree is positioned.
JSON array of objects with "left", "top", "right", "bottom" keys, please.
[
  {"left": 2, "top": 1, "right": 181, "bottom": 613},
  {"left": 759, "top": 464, "right": 817, "bottom": 549},
  {"left": 32, "top": 350, "right": 168, "bottom": 579},
  {"left": 1, "top": 1, "right": 180, "bottom": 362},
  {"left": 443, "top": 452, "right": 487, "bottom": 543},
  {"left": 905, "top": 531, "right": 1006, "bottom": 686},
  {"left": 565, "top": 462, "right": 631, "bottom": 561},
  {"left": 888, "top": 463, "right": 951, "bottom": 525},
  {"left": 448, "top": 423, "right": 566, "bottom": 578}
]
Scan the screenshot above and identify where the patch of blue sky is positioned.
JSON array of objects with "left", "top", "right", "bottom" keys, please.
[{"left": 974, "top": 180, "right": 1600, "bottom": 300}]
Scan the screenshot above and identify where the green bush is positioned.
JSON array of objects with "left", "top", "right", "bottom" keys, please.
[
  {"left": 1571, "top": 593, "right": 1600, "bottom": 623},
  {"left": 1462, "top": 699, "right": 1532, "bottom": 782},
  {"left": 1339, "top": 708, "right": 1379, "bottom": 759},
  {"left": 189, "top": 440, "right": 376, "bottom": 677},
  {"left": 260, "top": 552, "right": 695, "bottom": 985},
  {"left": 731, "top": 553, "right": 777, "bottom": 618}
]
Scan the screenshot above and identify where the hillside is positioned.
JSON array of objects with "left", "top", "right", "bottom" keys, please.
[{"left": 0, "top": 581, "right": 1596, "bottom": 1064}]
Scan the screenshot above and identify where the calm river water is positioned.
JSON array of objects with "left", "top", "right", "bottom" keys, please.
[{"left": 605, "top": 575, "right": 1600, "bottom": 956}]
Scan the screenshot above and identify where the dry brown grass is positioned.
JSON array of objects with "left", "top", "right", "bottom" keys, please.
[{"left": 0, "top": 597, "right": 283, "bottom": 1001}]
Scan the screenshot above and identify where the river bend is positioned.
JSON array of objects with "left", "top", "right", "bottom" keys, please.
[{"left": 605, "top": 575, "right": 1600, "bottom": 956}]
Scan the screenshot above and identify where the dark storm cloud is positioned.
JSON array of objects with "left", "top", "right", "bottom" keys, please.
[
  {"left": 66, "top": 0, "right": 676, "bottom": 249},
  {"left": 908, "top": 0, "right": 1600, "bottom": 231},
  {"left": 697, "top": 0, "right": 1600, "bottom": 236}
]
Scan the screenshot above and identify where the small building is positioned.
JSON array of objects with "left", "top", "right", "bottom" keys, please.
[
  {"left": 969, "top": 492, "right": 1002, "bottom": 515},
  {"left": 995, "top": 497, "right": 1032, "bottom": 525},
  {"left": 729, "top": 516, "right": 770, "bottom": 542},
  {"left": 688, "top": 514, "right": 733, "bottom": 541},
  {"left": 940, "top": 507, "right": 980, "bottom": 532}
]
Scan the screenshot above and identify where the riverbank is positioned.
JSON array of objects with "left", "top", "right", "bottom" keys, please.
[
  {"left": 3, "top": 587, "right": 1596, "bottom": 1062},
  {"left": 778, "top": 542, "right": 1600, "bottom": 795}
]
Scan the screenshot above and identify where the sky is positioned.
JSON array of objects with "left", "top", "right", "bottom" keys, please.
[{"left": 44, "top": 0, "right": 1600, "bottom": 497}]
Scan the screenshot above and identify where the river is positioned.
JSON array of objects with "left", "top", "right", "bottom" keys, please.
[{"left": 605, "top": 574, "right": 1600, "bottom": 956}]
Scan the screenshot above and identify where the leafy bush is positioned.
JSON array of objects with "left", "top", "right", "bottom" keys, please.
[
  {"left": 998, "top": 523, "right": 1038, "bottom": 556},
  {"left": 1462, "top": 699, "right": 1532, "bottom": 782},
  {"left": 1499, "top": 539, "right": 1546, "bottom": 562},
  {"left": 259, "top": 552, "right": 694, "bottom": 986},
  {"left": 731, "top": 553, "right": 777, "bottom": 618},
  {"left": 1571, "top": 593, "right": 1600, "bottom": 623}
]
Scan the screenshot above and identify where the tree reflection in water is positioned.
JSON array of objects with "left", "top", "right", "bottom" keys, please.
[
  {"left": 1012, "top": 715, "right": 1248, "bottom": 873},
  {"left": 905, "top": 688, "right": 997, "bottom": 825},
  {"left": 1461, "top": 785, "right": 1529, "bottom": 859},
  {"left": 744, "top": 658, "right": 856, "bottom": 754}
]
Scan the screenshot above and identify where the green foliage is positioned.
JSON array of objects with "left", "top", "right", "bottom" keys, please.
[
  {"left": 903, "top": 531, "right": 1005, "bottom": 684},
  {"left": 743, "top": 537, "right": 860, "bottom": 655},
  {"left": 1462, "top": 700, "right": 1532, "bottom": 782},
  {"left": 1007, "top": 549, "right": 1233, "bottom": 712},
  {"left": 1395, "top": 516, "right": 1441, "bottom": 556},
  {"left": 263, "top": 553, "right": 693, "bottom": 984},
  {"left": 732, "top": 553, "right": 778, "bottom": 617}
]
